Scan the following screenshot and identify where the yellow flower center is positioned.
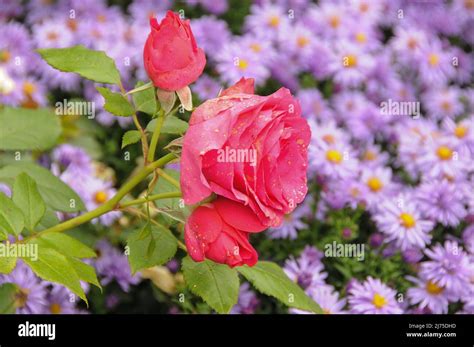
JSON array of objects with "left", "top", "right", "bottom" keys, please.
[
  {"left": 94, "top": 191, "right": 108, "bottom": 204},
  {"left": 465, "top": 0, "right": 474, "bottom": 10},
  {"left": 323, "top": 308, "right": 331, "bottom": 314},
  {"left": 238, "top": 59, "right": 249, "bottom": 70},
  {"left": 372, "top": 293, "right": 387, "bottom": 309},
  {"left": 50, "top": 303, "right": 62, "bottom": 314},
  {"left": 363, "top": 150, "right": 376, "bottom": 161},
  {"left": 344, "top": 54, "right": 357, "bottom": 68},
  {"left": 297, "top": 36, "right": 310, "bottom": 48},
  {"left": 355, "top": 32, "right": 367, "bottom": 43},
  {"left": 454, "top": 126, "right": 467, "bottom": 138},
  {"left": 367, "top": 177, "right": 383, "bottom": 192},
  {"left": 14, "top": 288, "right": 30, "bottom": 308},
  {"left": 400, "top": 212, "right": 416, "bottom": 228},
  {"left": 359, "top": 2, "right": 369, "bottom": 12},
  {"left": 428, "top": 53, "right": 440, "bottom": 66},
  {"left": 425, "top": 281, "right": 444, "bottom": 295},
  {"left": 322, "top": 134, "right": 335, "bottom": 144},
  {"left": 46, "top": 31, "right": 59, "bottom": 41},
  {"left": 329, "top": 15, "right": 340, "bottom": 28},
  {"left": 250, "top": 43, "right": 262, "bottom": 53},
  {"left": 268, "top": 15, "right": 280, "bottom": 27},
  {"left": 23, "top": 82, "right": 37, "bottom": 96},
  {"left": 436, "top": 146, "right": 452, "bottom": 160},
  {"left": 407, "top": 38, "right": 418, "bottom": 50},
  {"left": 326, "top": 149, "right": 343, "bottom": 163},
  {"left": 440, "top": 101, "right": 452, "bottom": 112},
  {"left": 0, "top": 49, "right": 11, "bottom": 63}
]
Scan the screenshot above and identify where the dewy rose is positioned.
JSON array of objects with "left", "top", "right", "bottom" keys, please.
[
  {"left": 143, "top": 11, "right": 206, "bottom": 91},
  {"left": 181, "top": 78, "right": 311, "bottom": 227},
  {"left": 185, "top": 197, "right": 267, "bottom": 267}
]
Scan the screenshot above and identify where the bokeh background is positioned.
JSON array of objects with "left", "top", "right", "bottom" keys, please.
[{"left": 0, "top": 0, "right": 473, "bottom": 314}]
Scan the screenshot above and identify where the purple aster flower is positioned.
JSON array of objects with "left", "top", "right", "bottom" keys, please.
[
  {"left": 329, "top": 41, "right": 375, "bottom": 88},
  {"left": 193, "top": 74, "right": 221, "bottom": 101},
  {"left": 244, "top": 3, "right": 290, "bottom": 39},
  {"left": 231, "top": 283, "right": 260, "bottom": 314},
  {"left": 216, "top": 40, "right": 270, "bottom": 87},
  {"left": 423, "top": 87, "right": 464, "bottom": 120},
  {"left": 442, "top": 118, "right": 474, "bottom": 153},
  {"left": 292, "top": 284, "right": 347, "bottom": 314},
  {"left": 0, "top": 261, "right": 48, "bottom": 314},
  {"left": 128, "top": 0, "right": 170, "bottom": 24},
  {"left": 462, "top": 224, "right": 474, "bottom": 254},
  {"left": 297, "top": 89, "right": 334, "bottom": 122},
  {"left": 0, "top": 0, "right": 23, "bottom": 21},
  {"left": 191, "top": 16, "right": 231, "bottom": 59},
  {"left": 359, "top": 166, "right": 394, "bottom": 210},
  {"left": 420, "top": 241, "right": 472, "bottom": 300},
  {"left": 33, "top": 20, "right": 74, "bottom": 48},
  {"left": 47, "top": 285, "right": 79, "bottom": 314},
  {"left": 304, "top": 3, "right": 349, "bottom": 39},
  {"left": 268, "top": 200, "right": 310, "bottom": 239},
  {"left": 416, "top": 179, "right": 467, "bottom": 227},
  {"left": 52, "top": 144, "right": 93, "bottom": 174},
  {"left": 94, "top": 240, "right": 140, "bottom": 292},
  {"left": 309, "top": 140, "right": 359, "bottom": 180},
  {"left": 406, "top": 275, "right": 453, "bottom": 314},
  {"left": 418, "top": 135, "right": 470, "bottom": 180},
  {"left": 374, "top": 192, "right": 434, "bottom": 251},
  {"left": 358, "top": 142, "right": 390, "bottom": 169},
  {"left": 284, "top": 246, "right": 327, "bottom": 291},
  {"left": 199, "top": 0, "right": 229, "bottom": 15},
  {"left": 416, "top": 39, "right": 456, "bottom": 86},
  {"left": 348, "top": 277, "right": 403, "bottom": 314}
]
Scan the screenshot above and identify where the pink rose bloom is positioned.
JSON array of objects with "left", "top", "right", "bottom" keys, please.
[
  {"left": 185, "top": 197, "right": 266, "bottom": 267},
  {"left": 180, "top": 78, "right": 311, "bottom": 227}
]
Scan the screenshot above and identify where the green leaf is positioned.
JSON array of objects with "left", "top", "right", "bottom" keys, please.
[
  {"left": 0, "top": 192, "right": 24, "bottom": 236},
  {"left": 182, "top": 256, "right": 239, "bottom": 314},
  {"left": 12, "top": 173, "right": 46, "bottom": 231},
  {"left": 132, "top": 81, "right": 157, "bottom": 115},
  {"left": 37, "top": 45, "right": 121, "bottom": 85},
  {"left": 36, "top": 209, "right": 60, "bottom": 231},
  {"left": 67, "top": 257, "right": 101, "bottom": 289},
  {"left": 24, "top": 247, "right": 87, "bottom": 303},
  {"left": 0, "top": 283, "right": 18, "bottom": 314},
  {"left": 0, "top": 250, "right": 17, "bottom": 275},
  {"left": 152, "top": 169, "right": 189, "bottom": 223},
  {"left": 0, "top": 107, "right": 61, "bottom": 151},
  {"left": 97, "top": 87, "right": 134, "bottom": 117},
  {"left": 146, "top": 115, "right": 189, "bottom": 135},
  {"left": 32, "top": 232, "right": 97, "bottom": 259},
  {"left": 121, "top": 130, "right": 141, "bottom": 149},
  {"left": 127, "top": 224, "right": 178, "bottom": 274},
  {"left": 238, "top": 261, "right": 323, "bottom": 313},
  {"left": 0, "top": 162, "right": 85, "bottom": 212}
]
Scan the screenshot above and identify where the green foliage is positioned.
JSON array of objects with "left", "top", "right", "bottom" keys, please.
[
  {"left": 127, "top": 224, "right": 178, "bottom": 274},
  {"left": 24, "top": 246, "right": 89, "bottom": 303},
  {"left": 0, "top": 107, "right": 61, "bottom": 151},
  {"left": 182, "top": 256, "right": 239, "bottom": 314},
  {"left": 146, "top": 115, "right": 189, "bottom": 135},
  {"left": 0, "top": 162, "right": 85, "bottom": 213},
  {"left": 132, "top": 81, "right": 157, "bottom": 115},
  {"left": 121, "top": 130, "right": 141, "bottom": 149},
  {"left": 96, "top": 87, "right": 135, "bottom": 117},
  {"left": 0, "top": 283, "right": 18, "bottom": 314},
  {"left": 37, "top": 45, "right": 121, "bottom": 85},
  {"left": 238, "top": 261, "right": 323, "bottom": 313},
  {"left": 12, "top": 173, "right": 46, "bottom": 232},
  {"left": 0, "top": 192, "right": 24, "bottom": 237}
]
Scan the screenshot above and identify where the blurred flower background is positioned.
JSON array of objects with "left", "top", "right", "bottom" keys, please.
[{"left": 1, "top": 0, "right": 473, "bottom": 314}]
